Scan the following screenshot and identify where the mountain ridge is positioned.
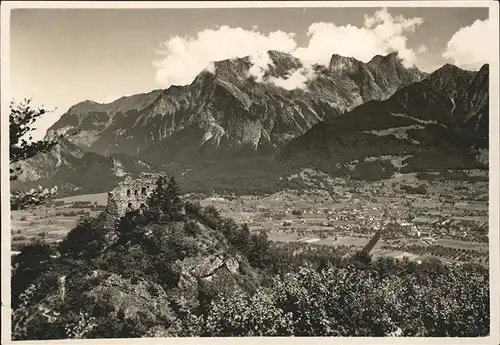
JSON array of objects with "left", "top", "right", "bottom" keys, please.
[
  {"left": 15, "top": 52, "right": 488, "bottom": 196},
  {"left": 11, "top": 137, "right": 159, "bottom": 196},
  {"left": 46, "top": 51, "right": 427, "bottom": 164},
  {"left": 280, "top": 61, "right": 489, "bottom": 176}
]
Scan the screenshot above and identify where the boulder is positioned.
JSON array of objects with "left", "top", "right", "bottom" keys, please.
[
  {"left": 176, "top": 253, "right": 241, "bottom": 291},
  {"left": 85, "top": 273, "right": 172, "bottom": 322},
  {"left": 191, "top": 254, "right": 225, "bottom": 278},
  {"left": 225, "top": 257, "right": 240, "bottom": 274}
]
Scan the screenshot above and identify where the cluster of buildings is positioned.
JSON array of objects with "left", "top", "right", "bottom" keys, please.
[{"left": 268, "top": 196, "right": 484, "bottom": 246}]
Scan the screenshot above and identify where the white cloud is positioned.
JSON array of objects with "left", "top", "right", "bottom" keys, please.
[
  {"left": 292, "top": 23, "right": 383, "bottom": 67},
  {"left": 154, "top": 26, "right": 297, "bottom": 86},
  {"left": 417, "top": 45, "right": 427, "bottom": 54},
  {"left": 205, "top": 61, "right": 216, "bottom": 74},
  {"left": 267, "top": 65, "right": 316, "bottom": 91},
  {"left": 442, "top": 19, "right": 491, "bottom": 70},
  {"left": 248, "top": 50, "right": 274, "bottom": 82},
  {"left": 363, "top": 8, "right": 425, "bottom": 67},
  {"left": 154, "top": 8, "right": 427, "bottom": 90},
  {"left": 291, "top": 8, "right": 425, "bottom": 69}
]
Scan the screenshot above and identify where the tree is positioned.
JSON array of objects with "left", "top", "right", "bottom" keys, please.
[
  {"left": 11, "top": 186, "right": 59, "bottom": 211},
  {"left": 10, "top": 99, "right": 61, "bottom": 209},
  {"left": 247, "top": 230, "right": 274, "bottom": 269},
  {"left": 146, "top": 176, "right": 184, "bottom": 222},
  {"left": 351, "top": 250, "right": 372, "bottom": 266},
  {"left": 11, "top": 240, "right": 56, "bottom": 308},
  {"left": 57, "top": 216, "right": 106, "bottom": 259},
  {"left": 146, "top": 176, "right": 168, "bottom": 220},
  {"left": 165, "top": 176, "right": 184, "bottom": 219},
  {"left": 184, "top": 200, "right": 202, "bottom": 216},
  {"left": 106, "top": 194, "right": 119, "bottom": 216},
  {"left": 10, "top": 99, "right": 60, "bottom": 179},
  {"left": 236, "top": 223, "right": 251, "bottom": 251}
]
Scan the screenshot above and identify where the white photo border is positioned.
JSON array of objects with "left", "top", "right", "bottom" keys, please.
[{"left": 1, "top": 1, "right": 498, "bottom": 345}]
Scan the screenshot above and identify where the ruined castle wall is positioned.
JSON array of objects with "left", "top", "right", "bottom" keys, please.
[{"left": 107, "top": 173, "right": 160, "bottom": 215}]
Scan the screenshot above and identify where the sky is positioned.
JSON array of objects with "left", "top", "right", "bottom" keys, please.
[{"left": 9, "top": 6, "right": 491, "bottom": 139}]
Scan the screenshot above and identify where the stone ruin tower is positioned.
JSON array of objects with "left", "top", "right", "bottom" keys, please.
[{"left": 106, "top": 173, "right": 160, "bottom": 215}]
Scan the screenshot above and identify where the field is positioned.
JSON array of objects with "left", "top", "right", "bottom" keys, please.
[
  {"left": 10, "top": 173, "right": 489, "bottom": 266},
  {"left": 10, "top": 193, "right": 108, "bottom": 251}
]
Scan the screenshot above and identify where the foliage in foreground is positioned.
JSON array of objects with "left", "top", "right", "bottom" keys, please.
[
  {"left": 10, "top": 98, "right": 61, "bottom": 209},
  {"left": 192, "top": 261, "right": 488, "bottom": 337},
  {"left": 11, "top": 177, "right": 490, "bottom": 339}
]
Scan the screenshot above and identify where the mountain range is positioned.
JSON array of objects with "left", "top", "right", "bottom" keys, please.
[
  {"left": 281, "top": 63, "right": 489, "bottom": 176},
  {"left": 10, "top": 138, "right": 158, "bottom": 195},
  {"left": 13, "top": 51, "right": 489, "bottom": 196}
]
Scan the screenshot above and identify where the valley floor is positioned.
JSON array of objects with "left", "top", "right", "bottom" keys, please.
[{"left": 10, "top": 172, "right": 489, "bottom": 266}]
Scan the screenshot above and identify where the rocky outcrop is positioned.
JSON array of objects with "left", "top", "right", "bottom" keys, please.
[
  {"left": 85, "top": 272, "right": 173, "bottom": 322},
  {"left": 177, "top": 253, "right": 241, "bottom": 290},
  {"left": 12, "top": 271, "right": 176, "bottom": 340}
]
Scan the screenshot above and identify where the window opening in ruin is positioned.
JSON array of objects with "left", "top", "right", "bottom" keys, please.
[
  {"left": 127, "top": 202, "right": 133, "bottom": 208},
  {"left": 141, "top": 187, "right": 147, "bottom": 195},
  {"left": 127, "top": 189, "right": 131, "bottom": 197},
  {"left": 134, "top": 190, "right": 138, "bottom": 196}
]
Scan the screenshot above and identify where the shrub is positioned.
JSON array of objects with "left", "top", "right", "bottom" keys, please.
[
  {"left": 184, "top": 200, "right": 202, "bottom": 216},
  {"left": 401, "top": 184, "right": 427, "bottom": 195},
  {"left": 184, "top": 219, "right": 202, "bottom": 237}
]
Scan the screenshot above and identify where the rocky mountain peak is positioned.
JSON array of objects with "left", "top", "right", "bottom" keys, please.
[
  {"left": 328, "top": 54, "right": 362, "bottom": 72},
  {"left": 423, "top": 63, "right": 477, "bottom": 97},
  {"left": 267, "top": 50, "right": 302, "bottom": 67},
  {"left": 265, "top": 50, "right": 303, "bottom": 78},
  {"left": 213, "top": 56, "right": 252, "bottom": 78},
  {"left": 433, "top": 63, "right": 466, "bottom": 75},
  {"left": 478, "top": 63, "right": 489, "bottom": 74},
  {"left": 368, "top": 51, "right": 399, "bottom": 64}
]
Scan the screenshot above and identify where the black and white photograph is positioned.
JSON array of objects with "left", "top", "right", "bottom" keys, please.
[{"left": 1, "top": 1, "right": 499, "bottom": 342}]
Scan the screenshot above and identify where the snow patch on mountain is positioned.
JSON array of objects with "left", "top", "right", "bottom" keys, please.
[
  {"left": 363, "top": 125, "right": 425, "bottom": 142},
  {"left": 363, "top": 155, "right": 414, "bottom": 168},
  {"left": 390, "top": 113, "right": 439, "bottom": 125}
]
